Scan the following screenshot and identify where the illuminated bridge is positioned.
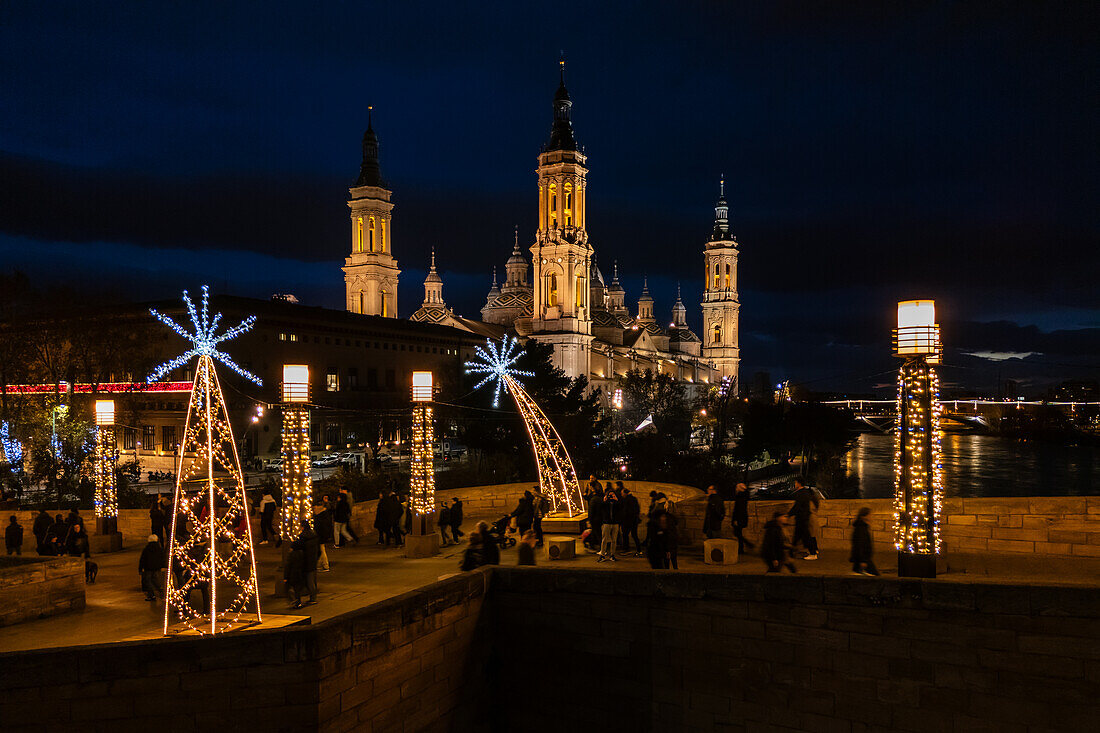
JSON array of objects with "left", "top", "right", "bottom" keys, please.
[{"left": 823, "top": 399, "right": 1100, "bottom": 433}]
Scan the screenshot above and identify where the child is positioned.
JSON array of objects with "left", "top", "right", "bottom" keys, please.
[{"left": 850, "top": 507, "right": 879, "bottom": 576}]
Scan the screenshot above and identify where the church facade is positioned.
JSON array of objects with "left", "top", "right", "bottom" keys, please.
[{"left": 343, "top": 66, "right": 740, "bottom": 396}]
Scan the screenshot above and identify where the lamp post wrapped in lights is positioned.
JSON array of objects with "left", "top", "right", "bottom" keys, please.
[
  {"left": 93, "top": 399, "right": 118, "bottom": 535},
  {"left": 280, "top": 365, "right": 312, "bottom": 542},
  {"left": 406, "top": 371, "right": 441, "bottom": 557},
  {"left": 893, "top": 300, "right": 944, "bottom": 578}
]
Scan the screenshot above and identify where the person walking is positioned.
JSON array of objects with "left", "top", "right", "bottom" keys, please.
[
  {"left": 138, "top": 534, "right": 165, "bottom": 601},
  {"left": 731, "top": 482, "right": 755, "bottom": 553},
  {"left": 477, "top": 521, "right": 500, "bottom": 565},
  {"left": 32, "top": 509, "right": 51, "bottom": 552},
  {"left": 449, "top": 497, "right": 464, "bottom": 544},
  {"left": 510, "top": 491, "right": 535, "bottom": 537},
  {"left": 313, "top": 496, "right": 333, "bottom": 571},
  {"left": 293, "top": 519, "right": 320, "bottom": 604},
  {"left": 334, "top": 491, "right": 355, "bottom": 547},
  {"left": 850, "top": 507, "right": 879, "bottom": 576},
  {"left": 586, "top": 484, "right": 604, "bottom": 551},
  {"left": 6, "top": 515, "right": 23, "bottom": 555},
  {"left": 460, "top": 532, "right": 485, "bottom": 571},
  {"left": 517, "top": 530, "right": 538, "bottom": 566},
  {"left": 619, "top": 487, "right": 642, "bottom": 556},
  {"left": 284, "top": 545, "right": 307, "bottom": 609},
  {"left": 532, "top": 490, "right": 548, "bottom": 547},
  {"left": 373, "top": 491, "right": 389, "bottom": 544},
  {"left": 598, "top": 488, "right": 621, "bottom": 562},
  {"left": 437, "top": 501, "right": 452, "bottom": 546},
  {"left": 387, "top": 492, "right": 406, "bottom": 547},
  {"left": 149, "top": 497, "right": 167, "bottom": 547},
  {"left": 762, "top": 512, "right": 797, "bottom": 573},
  {"left": 703, "top": 485, "right": 725, "bottom": 539},
  {"left": 787, "top": 478, "right": 820, "bottom": 560},
  {"left": 258, "top": 491, "right": 278, "bottom": 545}
]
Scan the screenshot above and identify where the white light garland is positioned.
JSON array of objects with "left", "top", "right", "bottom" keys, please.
[
  {"left": 93, "top": 426, "right": 117, "bottom": 519},
  {"left": 893, "top": 359, "right": 944, "bottom": 555}
]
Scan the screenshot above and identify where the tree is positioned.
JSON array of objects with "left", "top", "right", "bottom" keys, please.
[{"left": 614, "top": 368, "right": 693, "bottom": 479}]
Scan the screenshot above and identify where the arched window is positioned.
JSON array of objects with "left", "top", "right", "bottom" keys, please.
[
  {"left": 548, "top": 183, "right": 557, "bottom": 228},
  {"left": 725, "top": 263, "right": 731, "bottom": 289},
  {"left": 547, "top": 273, "right": 558, "bottom": 307},
  {"left": 575, "top": 273, "right": 585, "bottom": 307},
  {"left": 357, "top": 217, "right": 364, "bottom": 252},
  {"left": 564, "top": 182, "right": 573, "bottom": 226},
  {"left": 380, "top": 290, "right": 388, "bottom": 317},
  {"left": 380, "top": 219, "right": 386, "bottom": 253},
  {"left": 368, "top": 217, "right": 377, "bottom": 252},
  {"left": 712, "top": 324, "right": 722, "bottom": 344},
  {"left": 358, "top": 291, "right": 365, "bottom": 314},
  {"left": 713, "top": 263, "right": 720, "bottom": 289}
]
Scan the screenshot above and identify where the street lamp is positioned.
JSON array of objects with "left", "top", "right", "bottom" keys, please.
[
  {"left": 407, "top": 371, "right": 440, "bottom": 557},
  {"left": 93, "top": 399, "right": 118, "bottom": 533},
  {"left": 893, "top": 300, "right": 944, "bottom": 578},
  {"left": 280, "top": 365, "right": 312, "bottom": 542}
]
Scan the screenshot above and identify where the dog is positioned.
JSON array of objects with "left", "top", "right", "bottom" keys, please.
[{"left": 85, "top": 560, "right": 98, "bottom": 584}]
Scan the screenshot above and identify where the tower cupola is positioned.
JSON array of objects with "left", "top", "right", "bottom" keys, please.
[
  {"left": 671, "top": 283, "right": 687, "bottom": 327},
  {"left": 637, "top": 276, "right": 655, "bottom": 323}
]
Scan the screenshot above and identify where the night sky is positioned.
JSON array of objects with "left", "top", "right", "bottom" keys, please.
[{"left": 1, "top": 2, "right": 1096, "bottom": 396}]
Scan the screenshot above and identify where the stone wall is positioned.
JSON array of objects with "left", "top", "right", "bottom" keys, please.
[
  {"left": 488, "top": 568, "right": 1099, "bottom": 732},
  {"left": 0, "top": 556, "right": 85, "bottom": 626},
  {"left": 676, "top": 495, "right": 1100, "bottom": 557}
]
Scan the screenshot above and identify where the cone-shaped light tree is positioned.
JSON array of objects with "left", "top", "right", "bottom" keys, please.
[{"left": 148, "top": 286, "right": 263, "bottom": 635}]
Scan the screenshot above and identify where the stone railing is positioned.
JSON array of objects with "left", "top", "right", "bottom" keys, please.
[{"left": 0, "top": 556, "right": 85, "bottom": 626}]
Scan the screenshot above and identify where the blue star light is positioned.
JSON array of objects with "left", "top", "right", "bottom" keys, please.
[
  {"left": 147, "top": 285, "right": 262, "bottom": 386},
  {"left": 464, "top": 336, "right": 534, "bottom": 408}
]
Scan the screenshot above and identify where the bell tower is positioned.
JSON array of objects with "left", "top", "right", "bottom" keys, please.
[
  {"left": 343, "top": 108, "right": 400, "bottom": 317},
  {"left": 530, "top": 58, "right": 594, "bottom": 379},
  {"left": 700, "top": 177, "right": 740, "bottom": 383}
]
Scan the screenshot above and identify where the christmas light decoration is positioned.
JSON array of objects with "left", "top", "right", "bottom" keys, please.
[
  {"left": 410, "top": 371, "right": 435, "bottom": 517},
  {"left": 280, "top": 365, "right": 312, "bottom": 542},
  {"left": 150, "top": 287, "right": 261, "bottom": 635},
  {"left": 93, "top": 400, "right": 118, "bottom": 520},
  {"left": 0, "top": 421, "right": 22, "bottom": 468},
  {"left": 892, "top": 300, "right": 944, "bottom": 578},
  {"left": 466, "top": 336, "right": 584, "bottom": 517}
]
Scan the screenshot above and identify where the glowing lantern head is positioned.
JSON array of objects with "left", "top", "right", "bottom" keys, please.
[
  {"left": 282, "top": 364, "right": 310, "bottom": 403},
  {"left": 412, "top": 371, "right": 434, "bottom": 403},
  {"left": 94, "top": 400, "right": 116, "bottom": 426}
]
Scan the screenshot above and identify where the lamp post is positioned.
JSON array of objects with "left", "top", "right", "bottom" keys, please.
[
  {"left": 406, "top": 370, "right": 440, "bottom": 557},
  {"left": 93, "top": 399, "right": 118, "bottom": 536},
  {"left": 280, "top": 365, "right": 312, "bottom": 543},
  {"left": 893, "top": 300, "right": 944, "bottom": 578}
]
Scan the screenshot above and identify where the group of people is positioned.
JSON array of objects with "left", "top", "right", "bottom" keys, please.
[{"left": 579, "top": 477, "right": 681, "bottom": 569}]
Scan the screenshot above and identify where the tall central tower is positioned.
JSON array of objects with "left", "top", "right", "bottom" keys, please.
[
  {"left": 530, "top": 59, "right": 594, "bottom": 378},
  {"left": 343, "top": 110, "right": 400, "bottom": 317},
  {"left": 701, "top": 178, "right": 741, "bottom": 384}
]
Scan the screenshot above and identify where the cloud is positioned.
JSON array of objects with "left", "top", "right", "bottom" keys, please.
[{"left": 964, "top": 351, "right": 1041, "bottom": 362}]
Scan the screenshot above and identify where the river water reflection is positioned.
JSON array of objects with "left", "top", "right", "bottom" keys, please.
[{"left": 845, "top": 432, "right": 1100, "bottom": 498}]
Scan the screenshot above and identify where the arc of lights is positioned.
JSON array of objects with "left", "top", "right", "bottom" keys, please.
[
  {"left": 148, "top": 286, "right": 262, "bottom": 635},
  {"left": 465, "top": 336, "right": 585, "bottom": 517}
]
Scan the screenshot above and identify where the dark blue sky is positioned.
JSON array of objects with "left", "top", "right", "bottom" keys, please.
[{"left": 1, "top": 2, "right": 1097, "bottom": 395}]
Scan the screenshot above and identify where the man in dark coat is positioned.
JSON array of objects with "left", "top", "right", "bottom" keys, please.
[
  {"left": 477, "top": 521, "right": 500, "bottom": 565},
  {"left": 32, "top": 509, "right": 52, "bottom": 552},
  {"left": 6, "top": 515, "right": 23, "bottom": 555},
  {"left": 762, "top": 512, "right": 797, "bottom": 573},
  {"left": 138, "top": 534, "right": 166, "bottom": 601},
  {"left": 293, "top": 520, "right": 320, "bottom": 603},
  {"left": 731, "top": 482, "right": 755, "bottom": 553},
  {"left": 437, "top": 502, "right": 452, "bottom": 546},
  {"left": 585, "top": 486, "right": 604, "bottom": 551},
  {"left": 149, "top": 498, "right": 167, "bottom": 547},
  {"left": 510, "top": 491, "right": 535, "bottom": 536},
  {"left": 449, "top": 498, "right": 464, "bottom": 544},
  {"left": 786, "top": 478, "right": 820, "bottom": 560},
  {"left": 598, "top": 489, "right": 621, "bottom": 561},
  {"left": 334, "top": 491, "right": 355, "bottom": 547},
  {"left": 619, "top": 487, "right": 642, "bottom": 555},
  {"left": 850, "top": 507, "right": 878, "bottom": 575},
  {"left": 284, "top": 546, "right": 307, "bottom": 609},
  {"left": 703, "top": 485, "right": 725, "bottom": 539}
]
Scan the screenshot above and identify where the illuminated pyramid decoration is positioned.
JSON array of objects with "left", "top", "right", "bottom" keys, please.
[
  {"left": 466, "top": 336, "right": 585, "bottom": 516},
  {"left": 148, "top": 286, "right": 262, "bottom": 635}
]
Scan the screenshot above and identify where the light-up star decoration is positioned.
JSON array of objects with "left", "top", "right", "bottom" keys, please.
[
  {"left": 148, "top": 286, "right": 262, "bottom": 386},
  {"left": 465, "top": 335, "right": 534, "bottom": 408}
]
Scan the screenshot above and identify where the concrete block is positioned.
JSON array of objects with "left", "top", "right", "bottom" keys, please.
[
  {"left": 403, "top": 532, "right": 440, "bottom": 559},
  {"left": 703, "top": 538, "right": 739, "bottom": 565},
  {"left": 546, "top": 536, "right": 576, "bottom": 560},
  {"left": 88, "top": 531, "right": 124, "bottom": 553}
]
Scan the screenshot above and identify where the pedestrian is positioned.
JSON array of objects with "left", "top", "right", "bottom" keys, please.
[
  {"left": 510, "top": 491, "right": 535, "bottom": 536},
  {"left": 258, "top": 491, "right": 278, "bottom": 545},
  {"left": 449, "top": 497, "right": 464, "bottom": 544},
  {"left": 373, "top": 491, "right": 388, "bottom": 544},
  {"left": 334, "top": 491, "right": 355, "bottom": 547},
  {"left": 460, "top": 532, "right": 484, "bottom": 571},
  {"left": 149, "top": 497, "right": 167, "bottom": 547},
  {"left": 341, "top": 490, "right": 361, "bottom": 544},
  {"left": 401, "top": 494, "right": 412, "bottom": 538},
  {"left": 47, "top": 514, "right": 67, "bottom": 550},
  {"left": 68, "top": 524, "right": 96, "bottom": 582},
  {"left": 586, "top": 483, "right": 604, "bottom": 551},
  {"left": 586, "top": 475, "right": 602, "bottom": 498},
  {"left": 850, "top": 507, "right": 879, "bottom": 576},
  {"left": 598, "top": 488, "right": 620, "bottom": 562},
  {"left": 138, "top": 534, "right": 166, "bottom": 601},
  {"left": 762, "top": 511, "right": 797, "bottom": 573},
  {"left": 5, "top": 515, "right": 23, "bottom": 555},
  {"left": 32, "top": 509, "right": 51, "bottom": 552},
  {"left": 787, "top": 478, "right": 820, "bottom": 560},
  {"left": 437, "top": 501, "right": 452, "bottom": 546},
  {"left": 293, "top": 519, "right": 320, "bottom": 604},
  {"left": 284, "top": 545, "right": 308, "bottom": 609},
  {"left": 517, "top": 530, "right": 538, "bottom": 566},
  {"left": 477, "top": 521, "right": 500, "bottom": 565},
  {"left": 703, "top": 485, "right": 725, "bottom": 539},
  {"left": 642, "top": 490, "right": 658, "bottom": 549},
  {"left": 532, "top": 490, "right": 548, "bottom": 547},
  {"left": 619, "top": 486, "right": 642, "bottom": 555},
  {"left": 313, "top": 496, "right": 333, "bottom": 571},
  {"left": 731, "top": 482, "right": 755, "bottom": 553},
  {"left": 387, "top": 492, "right": 405, "bottom": 546},
  {"left": 63, "top": 507, "right": 83, "bottom": 547}
]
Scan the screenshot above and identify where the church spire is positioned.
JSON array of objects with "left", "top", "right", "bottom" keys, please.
[
  {"left": 671, "top": 282, "right": 687, "bottom": 327},
  {"left": 421, "top": 248, "right": 443, "bottom": 306},
  {"left": 712, "top": 174, "right": 730, "bottom": 239},
  {"left": 546, "top": 55, "right": 578, "bottom": 152},
  {"left": 356, "top": 106, "right": 386, "bottom": 187},
  {"left": 637, "top": 275, "right": 655, "bottom": 323}
]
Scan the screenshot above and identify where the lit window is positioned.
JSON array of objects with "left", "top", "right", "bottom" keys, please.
[
  {"left": 380, "top": 218, "right": 386, "bottom": 253},
  {"left": 576, "top": 274, "right": 585, "bottom": 307},
  {"left": 326, "top": 371, "right": 339, "bottom": 392},
  {"left": 547, "top": 273, "right": 558, "bottom": 307},
  {"left": 279, "top": 332, "right": 287, "bottom": 341},
  {"left": 369, "top": 216, "right": 376, "bottom": 252},
  {"left": 357, "top": 216, "right": 364, "bottom": 252},
  {"left": 713, "top": 263, "right": 720, "bottom": 290},
  {"left": 725, "top": 264, "right": 731, "bottom": 289},
  {"left": 564, "top": 182, "right": 573, "bottom": 226},
  {"left": 712, "top": 324, "right": 721, "bottom": 344},
  {"left": 289, "top": 333, "right": 299, "bottom": 342},
  {"left": 380, "top": 290, "right": 389, "bottom": 317},
  {"left": 548, "top": 183, "right": 557, "bottom": 228}
]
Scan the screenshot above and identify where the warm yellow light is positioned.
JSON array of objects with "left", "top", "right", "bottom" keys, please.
[
  {"left": 282, "top": 364, "right": 310, "bottom": 403},
  {"left": 95, "top": 399, "right": 115, "bottom": 426},
  {"left": 412, "top": 371, "right": 433, "bottom": 402},
  {"left": 896, "top": 300, "right": 940, "bottom": 357}
]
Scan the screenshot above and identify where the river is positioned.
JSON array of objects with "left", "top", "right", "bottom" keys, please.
[{"left": 844, "top": 432, "right": 1100, "bottom": 498}]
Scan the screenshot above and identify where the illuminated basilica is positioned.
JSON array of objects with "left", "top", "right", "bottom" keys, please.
[{"left": 343, "top": 65, "right": 740, "bottom": 395}]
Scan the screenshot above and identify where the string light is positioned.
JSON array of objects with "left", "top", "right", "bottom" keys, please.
[
  {"left": 280, "top": 365, "right": 312, "bottom": 541},
  {"left": 465, "top": 338, "right": 584, "bottom": 517},
  {"left": 151, "top": 287, "right": 261, "bottom": 635},
  {"left": 0, "top": 421, "right": 22, "bottom": 468},
  {"left": 410, "top": 403, "right": 435, "bottom": 516}
]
